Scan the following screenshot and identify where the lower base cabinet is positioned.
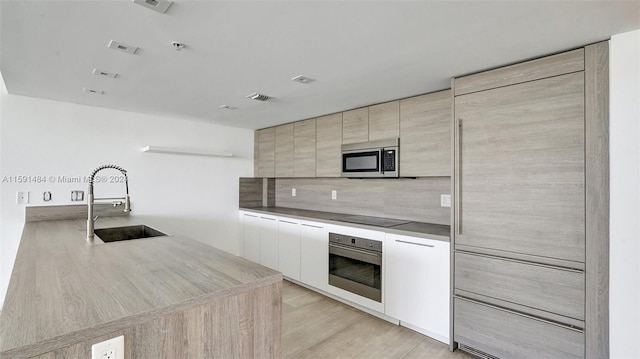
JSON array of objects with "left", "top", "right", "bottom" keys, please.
[
  {"left": 454, "top": 298, "right": 584, "bottom": 359},
  {"left": 299, "top": 221, "right": 328, "bottom": 291},
  {"left": 385, "top": 233, "right": 450, "bottom": 343},
  {"left": 278, "top": 218, "right": 301, "bottom": 281},
  {"left": 241, "top": 212, "right": 279, "bottom": 271},
  {"left": 242, "top": 213, "right": 261, "bottom": 263}
]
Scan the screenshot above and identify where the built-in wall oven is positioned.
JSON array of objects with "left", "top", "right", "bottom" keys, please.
[{"left": 328, "top": 232, "right": 382, "bottom": 302}]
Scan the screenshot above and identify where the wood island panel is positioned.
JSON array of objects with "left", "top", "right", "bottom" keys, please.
[{"left": 0, "top": 215, "right": 282, "bottom": 359}]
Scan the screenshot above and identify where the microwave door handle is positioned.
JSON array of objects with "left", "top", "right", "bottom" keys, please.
[{"left": 379, "top": 149, "right": 384, "bottom": 174}]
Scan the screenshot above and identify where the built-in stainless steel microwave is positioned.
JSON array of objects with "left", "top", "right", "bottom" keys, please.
[{"left": 341, "top": 138, "right": 399, "bottom": 178}]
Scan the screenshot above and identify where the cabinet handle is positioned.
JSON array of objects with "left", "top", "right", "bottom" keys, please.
[
  {"left": 456, "top": 117, "right": 463, "bottom": 235},
  {"left": 279, "top": 220, "right": 297, "bottom": 224},
  {"left": 245, "top": 214, "right": 258, "bottom": 218},
  {"left": 395, "top": 239, "right": 434, "bottom": 247},
  {"left": 301, "top": 224, "right": 323, "bottom": 228},
  {"left": 261, "top": 217, "right": 276, "bottom": 221}
]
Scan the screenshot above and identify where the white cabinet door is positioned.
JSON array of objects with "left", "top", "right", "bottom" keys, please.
[
  {"left": 278, "top": 218, "right": 301, "bottom": 281},
  {"left": 243, "top": 213, "right": 261, "bottom": 263},
  {"left": 300, "top": 221, "right": 328, "bottom": 290},
  {"left": 259, "top": 215, "right": 279, "bottom": 270},
  {"left": 385, "top": 233, "right": 450, "bottom": 343}
]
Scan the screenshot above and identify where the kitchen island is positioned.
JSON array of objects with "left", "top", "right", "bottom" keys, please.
[{"left": 0, "top": 211, "right": 282, "bottom": 359}]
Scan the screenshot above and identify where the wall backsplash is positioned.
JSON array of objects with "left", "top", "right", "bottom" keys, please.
[{"left": 275, "top": 177, "right": 451, "bottom": 225}]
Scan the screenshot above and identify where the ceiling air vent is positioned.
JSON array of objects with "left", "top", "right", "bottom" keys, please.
[
  {"left": 92, "top": 69, "right": 118, "bottom": 78},
  {"left": 107, "top": 40, "right": 138, "bottom": 55},
  {"left": 132, "top": 0, "right": 172, "bottom": 13},
  {"left": 83, "top": 88, "right": 104, "bottom": 95},
  {"left": 246, "top": 92, "right": 271, "bottom": 101}
]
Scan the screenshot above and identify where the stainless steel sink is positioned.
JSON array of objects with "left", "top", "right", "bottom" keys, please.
[{"left": 94, "top": 225, "right": 167, "bottom": 243}]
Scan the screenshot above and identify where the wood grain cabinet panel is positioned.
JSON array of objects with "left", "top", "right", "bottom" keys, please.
[
  {"left": 293, "top": 119, "right": 316, "bottom": 177},
  {"left": 368, "top": 101, "right": 399, "bottom": 141},
  {"left": 454, "top": 298, "right": 584, "bottom": 359},
  {"left": 275, "top": 123, "right": 294, "bottom": 178},
  {"left": 342, "top": 107, "right": 369, "bottom": 144},
  {"left": 256, "top": 127, "right": 275, "bottom": 178},
  {"left": 399, "top": 90, "right": 451, "bottom": 177},
  {"left": 454, "top": 48, "right": 584, "bottom": 96},
  {"left": 455, "top": 72, "right": 585, "bottom": 262},
  {"left": 455, "top": 252, "right": 585, "bottom": 321},
  {"left": 316, "top": 113, "right": 343, "bottom": 177}
]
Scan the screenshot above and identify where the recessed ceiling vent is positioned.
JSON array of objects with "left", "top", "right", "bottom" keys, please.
[
  {"left": 291, "top": 75, "right": 315, "bottom": 84},
  {"left": 133, "top": 0, "right": 172, "bottom": 13},
  {"left": 83, "top": 88, "right": 104, "bottom": 95},
  {"left": 107, "top": 40, "right": 138, "bottom": 55},
  {"left": 92, "top": 69, "right": 118, "bottom": 78},
  {"left": 246, "top": 92, "right": 271, "bottom": 101}
]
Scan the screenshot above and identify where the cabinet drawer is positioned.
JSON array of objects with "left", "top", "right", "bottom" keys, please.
[
  {"left": 455, "top": 252, "right": 584, "bottom": 321},
  {"left": 454, "top": 298, "right": 584, "bottom": 359}
]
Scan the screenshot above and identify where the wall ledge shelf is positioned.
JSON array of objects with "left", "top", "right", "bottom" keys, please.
[{"left": 141, "top": 145, "right": 233, "bottom": 158}]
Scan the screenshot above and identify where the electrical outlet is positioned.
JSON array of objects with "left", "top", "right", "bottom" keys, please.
[
  {"left": 16, "top": 191, "right": 29, "bottom": 204},
  {"left": 91, "top": 335, "right": 124, "bottom": 359},
  {"left": 331, "top": 190, "right": 337, "bottom": 200},
  {"left": 291, "top": 188, "right": 296, "bottom": 197},
  {"left": 71, "top": 190, "right": 84, "bottom": 202},
  {"left": 440, "top": 194, "right": 451, "bottom": 207}
]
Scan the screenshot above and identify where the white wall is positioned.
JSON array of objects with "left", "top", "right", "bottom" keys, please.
[
  {"left": 610, "top": 29, "right": 640, "bottom": 359},
  {"left": 0, "top": 86, "right": 254, "bottom": 310}
]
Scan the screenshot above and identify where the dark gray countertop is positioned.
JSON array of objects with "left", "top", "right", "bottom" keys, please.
[{"left": 240, "top": 206, "right": 450, "bottom": 242}]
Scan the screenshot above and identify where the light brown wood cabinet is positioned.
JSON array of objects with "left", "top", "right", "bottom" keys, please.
[
  {"left": 255, "top": 127, "right": 275, "bottom": 177},
  {"left": 368, "top": 100, "right": 399, "bottom": 141},
  {"left": 342, "top": 107, "right": 368, "bottom": 144},
  {"left": 274, "top": 123, "right": 294, "bottom": 177},
  {"left": 316, "top": 113, "right": 343, "bottom": 177},
  {"left": 293, "top": 119, "right": 316, "bottom": 177},
  {"left": 453, "top": 44, "right": 609, "bottom": 359},
  {"left": 399, "top": 91, "right": 451, "bottom": 177}
]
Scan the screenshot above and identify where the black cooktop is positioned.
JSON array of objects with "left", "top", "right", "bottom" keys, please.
[{"left": 334, "top": 215, "right": 411, "bottom": 228}]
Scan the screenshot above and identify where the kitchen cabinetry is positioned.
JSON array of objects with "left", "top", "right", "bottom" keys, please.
[
  {"left": 299, "top": 221, "right": 328, "bottom": 290},
  {"left": 399, "top": 90, "right": 451, "bottom": 176},
  {"left": 275, "top": 123, "right": 294, "bottom": 178},
  {"left": 316, "top": 113, "right": 343, "bottom": 177},
  {"left": 255, "top": 128, "right": 275, "bottom": 177},
  {"left": 293, "top": 119, "right": 316, "bottom": 177},
  {"left": 242, "top": 212, "right": 279, "bottom": 271},
  {"left": 342, "top": 107, "right": 369, "bottom": 144},
  {"left": 242, "top": 212, "right": 261, "bottom": 263},
  {"left": 368, "top": 101, "right": 399, "bottom": 141},
  {"left": 452, "top": 43, "right": 609, "bottom": 359},
  {"left": 278, "top": 218, "right": 301, "bottom": 281},
  {"left": 258, "top": 215, "right": 279, "bottom": 270},
  {"left": 385, "top": 233, "right": 450, "bottom": 343}
]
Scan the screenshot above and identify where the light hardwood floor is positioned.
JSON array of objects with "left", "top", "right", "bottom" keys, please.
[{"left": 282, "top": 280, "right": 475, "bottom": 359}]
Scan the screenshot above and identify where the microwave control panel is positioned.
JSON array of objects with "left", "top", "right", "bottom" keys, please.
[{"left": 383, "top": 150, "right": 396, "bottom": 171}]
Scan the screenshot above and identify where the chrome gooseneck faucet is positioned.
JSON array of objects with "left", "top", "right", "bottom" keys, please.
[{"left": 87, "top": 164, "right": 131, "bottom": 242}]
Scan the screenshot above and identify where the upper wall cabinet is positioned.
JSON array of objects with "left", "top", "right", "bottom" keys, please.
[
  {"left": 316, "top": 113, "right": 343, "bottom": 177},
  {"left": 369, "top": 100, "right": 400, "bottom": 141},
  {"left": 275, "top": 123, "right": 294, "bottom": 177},
  {"left": 255, "top": 127, "right": 275, "bottom": 178},
  {"left": 293, "top": 119, "right": 317, "bottom": 177},
  {"left": 400, "top": 90, "right": 451, "bottom": 177},
  {"left": 342, "top": 107, "right": 369, "bottom": 144}
]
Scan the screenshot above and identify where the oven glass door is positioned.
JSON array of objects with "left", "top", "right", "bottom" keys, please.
[
  {"left": 342, "top": 150, "right": 380, "bottom": 173},
  {"left": 329, "top": 243, "right": 382, "bottom": 302}
]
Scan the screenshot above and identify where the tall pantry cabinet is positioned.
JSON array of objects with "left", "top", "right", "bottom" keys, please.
[{"left": 452, "top": 43, "right": 609, "bottom": 359}]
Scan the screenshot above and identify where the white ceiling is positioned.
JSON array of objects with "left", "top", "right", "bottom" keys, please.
[{"left": 1, "top": 1, "right": 639, "bottom": 129}]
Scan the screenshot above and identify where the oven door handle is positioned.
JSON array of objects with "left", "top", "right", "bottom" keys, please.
[{"left": 329, "top": 243, "right": 382, "bottom": 265}]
